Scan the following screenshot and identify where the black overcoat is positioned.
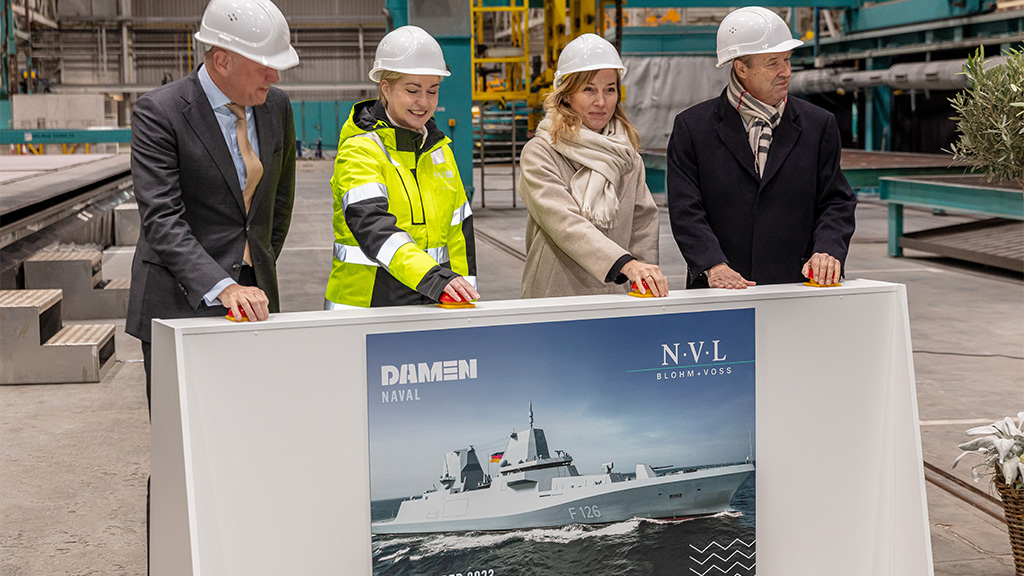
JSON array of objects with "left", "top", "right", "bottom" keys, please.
[{"left": 667, "top": 90, "right": 856, "bottom": 288}]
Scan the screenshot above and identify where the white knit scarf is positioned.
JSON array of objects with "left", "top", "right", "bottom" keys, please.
[
  {"left": 726, "top": 68, "right": 786, "bottom": 178},
  {"left": 536, "top": 116, "right": 636, "bottom": 229}
]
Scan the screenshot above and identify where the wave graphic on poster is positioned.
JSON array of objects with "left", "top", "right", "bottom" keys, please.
[
  {"left": 374, "top": 511, "right": 743, "bottom": 558},
  {"left": 371, "top": 488, "right": 753, "bottom": 575},
  {"left": 689, "top": 538, "right": 756, "bottom": 576}
]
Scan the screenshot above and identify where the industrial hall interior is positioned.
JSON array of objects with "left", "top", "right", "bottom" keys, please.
[{"left": 1, "top": 0, "right": 1023, "bottom": 575}]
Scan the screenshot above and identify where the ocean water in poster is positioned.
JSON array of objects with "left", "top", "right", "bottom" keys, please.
[{"left": 365, "top": 308, "right": 756, "bottom": 576}]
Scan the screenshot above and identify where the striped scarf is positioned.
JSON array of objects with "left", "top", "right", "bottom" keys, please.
[{"left": 726, "top": 69, "right": 786, "bottom": 178}]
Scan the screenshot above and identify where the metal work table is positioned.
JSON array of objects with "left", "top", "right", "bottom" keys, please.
[{"left": 879, "top": 175, "right": 1024, "bottom": 271}]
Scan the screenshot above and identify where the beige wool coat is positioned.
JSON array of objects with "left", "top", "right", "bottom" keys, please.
[{"left": 518, "top": 135, "right": 660, "bottom": 298}]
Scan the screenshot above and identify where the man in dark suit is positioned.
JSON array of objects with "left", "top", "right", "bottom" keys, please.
[
  {"left": 667, "top": 7, "right": 856, "bottom": 289},
  {"left": 127, "top": 0, "right": 299, "bottom": 405}
]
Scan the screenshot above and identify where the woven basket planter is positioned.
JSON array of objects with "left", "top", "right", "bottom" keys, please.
[{"left": 996, "top": 476, "right": 1024, "bottom": 576}]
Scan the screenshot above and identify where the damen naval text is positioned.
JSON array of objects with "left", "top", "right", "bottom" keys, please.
[{"left": 380, "top": 359, "right": 477, "bottom": 403}]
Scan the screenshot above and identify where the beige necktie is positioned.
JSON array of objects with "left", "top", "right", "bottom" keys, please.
[{"left": 225, "top": 103, "right": 263, "bottom": 266}]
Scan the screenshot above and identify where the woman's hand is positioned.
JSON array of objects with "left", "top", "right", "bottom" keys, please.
[
  {"left": 621, "top": 260, "right": 669, "bottom": 297},
  {"left": 442, "top": 276, "right": 480, "bottom": 303}
]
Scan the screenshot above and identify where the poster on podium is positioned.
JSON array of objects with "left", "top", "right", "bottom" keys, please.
[{"left": 365, "top": 308, "right": 757, "bottom": 576}]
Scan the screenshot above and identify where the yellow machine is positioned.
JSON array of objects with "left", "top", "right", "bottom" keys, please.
[{"left": 471, "top": 0, "right": 609, "bottom": 129}]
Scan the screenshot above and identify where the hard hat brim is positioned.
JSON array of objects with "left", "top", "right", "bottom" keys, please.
[
  {"left": 194, "top": 32, "right": 300, "bottom": 71},
  {"left": 369, "top": 67, "right": 452, "bottom": 83},
  {"left": 553, "top": 64, "right": 627, "bottom": 89},
  {"left": 262, "top": 47, "right": 300, "bottom": 71},
  {"left": 715, "top": 38, "right": 804, "bottom": 68}
]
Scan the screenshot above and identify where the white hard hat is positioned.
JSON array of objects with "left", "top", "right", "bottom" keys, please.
[
  {"left": 194, "top": 0, "right": 299, "bottom": 71},
  {"left": 369, "top": 26, "right": 451, "bottom": 82},
  {"left": 716, "top": 7, "right": 804, "bottom": 68},
  {"left": 554, "top": 33, "right": 627, "bottom": 89}
]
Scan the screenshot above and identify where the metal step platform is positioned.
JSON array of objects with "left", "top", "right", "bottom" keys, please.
[
  {"left": 0, "top": 289, "right": 116, "bottom": 385},
  {"left": 23, "top": 249, "right": 130, "bottom": 320},
  {"left": 0, "top": 154, "right": 132, "bottom": 290}
]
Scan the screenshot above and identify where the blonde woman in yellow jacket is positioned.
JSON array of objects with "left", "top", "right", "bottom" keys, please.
[{"left": 325, "top": 26, "right": 478, "bottom": 308}]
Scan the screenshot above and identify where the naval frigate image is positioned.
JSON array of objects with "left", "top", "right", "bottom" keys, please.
[{"left": 371, "top": 406, "right": 754, "bottom": 534}]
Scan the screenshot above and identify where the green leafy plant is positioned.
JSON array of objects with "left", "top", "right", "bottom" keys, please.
[
  {"left": 948, "top": 46, "right": 1024, "bottom": 190},
  {"left": 953, "top": 412, "right": 1024, "bottom": 489}
]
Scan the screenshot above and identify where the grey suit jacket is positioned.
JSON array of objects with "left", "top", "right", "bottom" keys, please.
[{"left": 126, "top": 66, "right": 296, "bottom": 342}]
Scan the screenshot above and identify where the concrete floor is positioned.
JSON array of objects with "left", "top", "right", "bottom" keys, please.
[{"left": 1, "top": 159, "right": 1021, "bottom": 575}]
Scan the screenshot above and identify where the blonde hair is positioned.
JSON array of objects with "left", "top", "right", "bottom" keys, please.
[
  {"left": 542, "top": 69, "right": 640, "bottom": 150},
  {"left": 377, "top": 71, "right": 404, "bottom": 105},
  {"left": 377, "top": 71, "right": 444, "bottom": 106}
]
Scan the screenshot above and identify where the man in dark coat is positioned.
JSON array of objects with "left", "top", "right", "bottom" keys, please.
[
  {"left": 127, "top": 0, "right": 299, "bottom": 404},
  {"left": 667, "top": 7, "right": 856, "bottom": 289}
]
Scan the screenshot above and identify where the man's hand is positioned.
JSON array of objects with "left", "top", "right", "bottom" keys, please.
[
  {"left": 219, "top": 283, "right": 271, "bottom": 321},
  {"left": 802, "top": 253, "right": 842, "bottom": 286},
  {"left": 707, "top": 263, "right": 756, "bottom": 289},
  {"left": 442, "top": 276, "right": 480, "bottom": 303},
  {"left": 621, "top": 259, "right": 669, "bottom": 297}
]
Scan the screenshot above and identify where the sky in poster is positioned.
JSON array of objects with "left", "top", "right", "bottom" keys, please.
[{"left": 365, "top": 308, "right": 755, "bottom": 500}]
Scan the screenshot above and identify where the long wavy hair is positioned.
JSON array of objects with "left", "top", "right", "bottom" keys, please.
[{"left": 542, "top": 69, "right": 640, "bottom": 151}]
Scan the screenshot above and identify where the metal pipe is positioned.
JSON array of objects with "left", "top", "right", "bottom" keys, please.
[
  {"left": 24, "top": 0, "right": 32, "bottom": 94},
  {"left": 10, "top": 3, "right": 57, "bottom": 29},
  {"left": 614, "top": 0, "right": 623, "bottom": 53},
  {"left": 788, "top": 68, "right": 840, "bottom": 95},
  {"left": 789, "top": 56, "right": 1007, "bottom": 94},
  {"left": 798, "top": 33, "right": 1024, "bottom": 67},
  {"left": 835, "top": 69, "right": 887, "bottom": 91},
  {"left": 100, "top": 26, "right": 107, "bottom": 76},
  {"left": 58, "top": 15, "right": 385, "bottom": 25},
  {"left": 120, "top": 23, "right": 130, "bottom": 85},
  {"left": 813, "top": 7, "right": 820, "bottom": 61},
  {"left": 358, "top": 25, "right": 365, "bottom": 74},
  {"left": 888, "top": 59, "right": 978, "bottom": 91}
]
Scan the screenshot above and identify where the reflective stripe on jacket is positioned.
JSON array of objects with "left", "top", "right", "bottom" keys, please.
[{"left": 325, "top": 99, "right": 476, "bottom": 307}]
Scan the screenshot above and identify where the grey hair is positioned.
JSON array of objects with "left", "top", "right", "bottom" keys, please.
[{"left": 734, "top": 55, "right": 755, "bottom": 68}]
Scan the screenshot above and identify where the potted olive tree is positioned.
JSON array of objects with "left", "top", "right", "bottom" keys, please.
[{"left": 948, "top": 46, "right": 1024, "bottom": 191}]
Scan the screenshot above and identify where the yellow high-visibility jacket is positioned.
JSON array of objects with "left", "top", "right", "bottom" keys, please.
[{"left": 325, "top": 99, "right": 476, "bottom": 307}]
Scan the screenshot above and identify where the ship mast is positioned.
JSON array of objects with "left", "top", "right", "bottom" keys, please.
[{"left": 529, "top": 402, "right": 533, "bottom": 429}]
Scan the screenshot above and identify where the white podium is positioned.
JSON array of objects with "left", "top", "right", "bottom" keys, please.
[{"left": 151, "top": 279, "right": 932, "bottom": 576}]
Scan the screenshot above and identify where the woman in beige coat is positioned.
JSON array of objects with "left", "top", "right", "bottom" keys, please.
[{"left": 519, "top": 34, "right": 667, "bottom": 299}]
